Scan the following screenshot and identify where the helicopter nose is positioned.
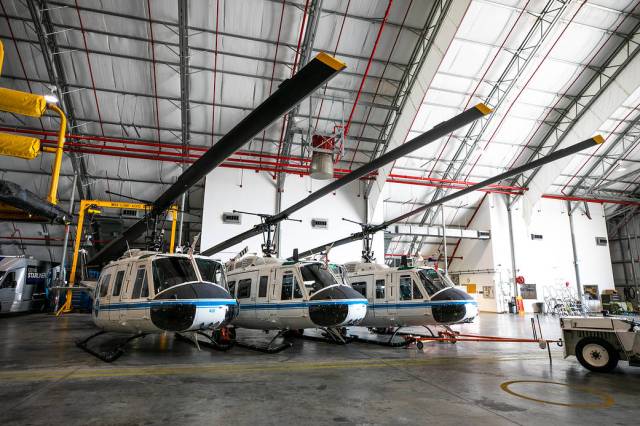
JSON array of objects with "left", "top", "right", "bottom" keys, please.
[
  {"left": 150, "top": 282, "right": 238, "bottom": 332},
  {"left": 308, "top": 286, "right": 368, "bottom": 327},
  {"left": 430, "top": 288, "right": 478, "bottom": 324}
]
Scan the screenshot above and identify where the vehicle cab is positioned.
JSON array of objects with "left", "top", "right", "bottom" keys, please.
[
  {"left": 344, "top": 261, "right": 478, "bottom": 327},
  {"left": 225, "top": 255, "right": 367, "bottom": 330}
]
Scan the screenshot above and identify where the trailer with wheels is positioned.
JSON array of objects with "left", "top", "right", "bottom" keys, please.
[{"left": 560, "top": 316, "right": 640, "bottom": 372}]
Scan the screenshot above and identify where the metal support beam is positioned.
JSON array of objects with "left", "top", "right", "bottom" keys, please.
[{"left": 385, "top": 224, "right": 490, "bottom": 240}]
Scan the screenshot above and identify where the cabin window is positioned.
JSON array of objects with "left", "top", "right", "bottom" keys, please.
[
  {"left": 152, "top": 257, "right": 197, "bottom": 294},
  {"left": 0, "top": 271, "right": 17, "bottom": 289},
  {"left": 351, "top": 281, "right": 367, "bottom": 297},
  {"left": 258, "top": 276, "right": 268, "bottom": 298},
  {"left": 375, "top": 279, "right": 385, "bottom": 299},
  {"left": 228, "top": 281, "right": 236, "bottom": 298},
  {"left": 399, "top": 275, "right": 412, "bottom": 301},
  {"left": 132, "top": 268, "right": 148, "bottom": 299},
  {"left": 99, "top": 274, "right": 111, "bottom": 298},
  {"left": 281, "top": 273, "right": 302, "bottom": 300},
  {"left": 412, "top": 281, "right": 423, "bottom": 300},
  {"left": 418, "top": 269, "right": 452, "bottom": 296},
  {"left": 112, "top": 270, "right": 125, "bottom": 296},
  {"left": 237, "top": 279, "right": 252, "bottom": 299}
]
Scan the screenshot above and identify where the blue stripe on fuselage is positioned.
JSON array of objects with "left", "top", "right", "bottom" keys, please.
[
  {"left": 98, "top": 299, "right": 236, "bottom": 311},
  {"left": 239, "top": 300, "right": 367, "bottom": 311},
  {"left": 371, "top": 300, "right": 477, "bottom": 309}
]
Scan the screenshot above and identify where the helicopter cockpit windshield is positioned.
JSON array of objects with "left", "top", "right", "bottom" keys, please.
[
  {"left": 417, "top": 268, "right": 454, "bottom": 296},
  {"left": 195, "top": 258, "right": 226, "bottom": 287},
  {"left": 300, "top": 263, "right": 341, "bottom": 295},
  {"left": 152, "top": 257, "right": 198, "bottom": 293}
]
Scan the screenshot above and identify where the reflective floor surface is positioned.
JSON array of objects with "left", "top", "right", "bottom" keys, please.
[{"left": 0, "top": 312, "right": 638, "bottom": 425}]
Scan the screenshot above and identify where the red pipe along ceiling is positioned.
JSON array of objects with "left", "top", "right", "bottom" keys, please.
[{"left": 4, "top": 127, "right": 637, "bottom": 205}]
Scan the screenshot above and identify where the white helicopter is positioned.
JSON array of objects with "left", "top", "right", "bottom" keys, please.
[
  {"left": 343, "top": 258, "right": 478, "bottom": 335},
  {"left": 210, "top": 212, "right": 368, "bottom": 352},
  {"left": 77, "top": 249, "right": 238, "bottom": 361}
]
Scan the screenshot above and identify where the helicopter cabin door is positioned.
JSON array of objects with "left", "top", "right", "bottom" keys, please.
[
  {"left": 273, "top": 267, "right": 304, "bottom": 326},
  {"left": 350, "top": 275, "right": 372, "bottom": 303},
  {"left": 93, "top": 267, "right": 114, "bottom": 325},
  {"left": 386, "top": 272, "right": 398, "bottom": 317},
  {"left": 108, "top": 263, "right": 131, "bottom": 322},
  {"left": 124, "top": 261, "right": 152, "bottom": 327}
]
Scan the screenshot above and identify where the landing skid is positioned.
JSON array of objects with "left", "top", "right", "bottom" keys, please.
[
  {"left": 76, "top": 330, "right": 147, "bottom": 362},
  {"left": 233, "top": 329, "right": 293, "bottom": 353},
  {"left": 350, "top": 326, "right": 411, "bottom": 347},
  {"left": 300, "top": 327, "right": 355, "bottom": 345},
  {"left": 175, "top": 329, "right": 236, "bottom": 352}
]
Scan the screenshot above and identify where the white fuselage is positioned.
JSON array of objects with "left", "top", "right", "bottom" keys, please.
[
  {"left": 92, "top": 252, "right": 237, "bottom": 333},
  {"left": 226, "top": 257, "right": 367, "bottom": 330},
  {"left": 345, "top": 263, "right": 478, "bottom": 327}
]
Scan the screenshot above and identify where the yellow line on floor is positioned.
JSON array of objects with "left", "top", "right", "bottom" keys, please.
[{"left": 0, "top": 355, "right": 548, "bottom": 382}]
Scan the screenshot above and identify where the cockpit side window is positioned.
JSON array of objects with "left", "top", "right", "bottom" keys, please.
[
  {"left": 112, "top": 270, "right": 125, "bottom": 296},
  {"left": 195, "top": 258, "right": 224, "bottom": 285},
  {"left": 228, "top": 281, "right": 236, "bottom": 298},
  {"left": 281, "top": 273, "right": 302, "bottom": 300},
  {"left": 99, "top": 273, "right": 112, "bottom": 298},
  {"left": 237, "top": 279, "right": 252, "bottom": 299},
  {"left": 418, "top": 269, "right": 452, "bottom": 296},
  {"left": 399, "top": 275, "right": 412, "bottom": 301},
  {"left": 351, "top": 281, "right": 367, "bottom": 297},
  {"left": 375, "top": 279, "right": 385, "bottom": 299},
  {"left": 0, "top": 271, "right": 17, "bottom": 289},
  {"left": 132, "top": 268, "right": 147, "bottom": 299},
  {"left": 412, "top": 280, "right": 423, "bottom": 300}
]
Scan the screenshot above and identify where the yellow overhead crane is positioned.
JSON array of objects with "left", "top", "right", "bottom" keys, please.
[
  {"left": 0, "top": 40, "right": 67, "bottom": 219},
  {"left": 57, "top": 199, "right": 178, "bottom": 314}
]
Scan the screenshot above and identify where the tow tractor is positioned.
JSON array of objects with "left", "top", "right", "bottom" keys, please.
[{"left": 560, "top": 315, "right": 640, "bottom": 372}]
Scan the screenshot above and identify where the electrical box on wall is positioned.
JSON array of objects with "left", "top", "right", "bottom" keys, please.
[
  {"left": 222, "top": 212, "right": 241, "bottom": 224},
  {"left": 595, "top": 237, "right": 608, "bottom": 246},
  {"left": 311, "top": 218, "right": 328, "bottom": 229},
  {"left": 531, "top": 233, "right": 543, "bottom": 240}
]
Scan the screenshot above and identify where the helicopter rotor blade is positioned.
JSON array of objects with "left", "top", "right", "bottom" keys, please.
[
  {"left": 201, "top": 104, "right": 492, "bottom": 256},
  {"left": 88, "top": 53, "right": 346, "bottom": 266},
  {"left": 291, "top": 135, "right": 604, "bottom": 260}
]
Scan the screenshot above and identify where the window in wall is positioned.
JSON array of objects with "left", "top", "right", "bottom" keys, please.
[
  {"left": 237, "top": 279, "right": 252, "bottom": 299},
  {"left": 258, "top": 276, "right": 268, "bottom": 298},
  {"left": 375, "top": 279, "right": 386, "bottom": 299},
  {"left": 399, "top": 275, "right": 412, "bottom": 301},
  {"left": 0, "top": 271, "right": 17, "bottom": 289}
]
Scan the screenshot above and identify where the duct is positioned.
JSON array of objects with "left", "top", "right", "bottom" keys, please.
[
  {"left": 386, "top": 224, "right": 490, "bottom": 240},
  {"left": 0, "top": 180, "right": 69, "bottom": 224},
  {"left": 0, "top": 133, "right": 40, "bottom": 160},
  {"left": 0, "top": 87, "right": 47, "bottom": 117},
  {"left": 87, "top": 52, "right": 346, "bottom": 266}
]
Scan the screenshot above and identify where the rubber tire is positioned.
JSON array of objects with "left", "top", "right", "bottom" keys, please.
[
  {"left": 416, "top": 341, "right": 424, "bottom": 350},
  {"left": 575, "top": 337, "right": 619, "bottom": 373}
]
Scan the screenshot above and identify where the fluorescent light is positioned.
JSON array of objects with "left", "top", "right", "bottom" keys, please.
[
  {"left": 617, "top": 167, "right": 627, "bottom": 172},
  {"left": 44, "top": 94, "right": 59, "bottom": 104}
]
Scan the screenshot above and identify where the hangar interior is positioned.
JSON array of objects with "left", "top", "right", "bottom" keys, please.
[{"left": 1, "top": 0, "right": 640, "bottom": 424}]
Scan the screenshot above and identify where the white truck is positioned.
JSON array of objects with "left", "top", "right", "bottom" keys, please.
[{"left": 560, "top": 316, "right": 640, "bottom": 372}]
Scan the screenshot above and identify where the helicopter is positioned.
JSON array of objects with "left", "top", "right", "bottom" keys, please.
[
  {"left": 206, "top": 210, "right": 368, "bottom": 353},
  {"left": 72, "top": 52, "right": 347, "bottom": 361},
  {"left": 291, "top": 136, "right": 606, "bottom": 343},
  {"left": 76, "top": 249, "right": 238, "bottom": 361}
]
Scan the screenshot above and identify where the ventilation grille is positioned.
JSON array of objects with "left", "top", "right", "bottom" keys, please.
[
  {"left": 121, "top": 209, "right": 139, "bottom": 218},
  {"left": 595, "top": 237, "right": 608, "bottom": 246},
  {"left": 222, "top": 212, "right": 241, "bottom": 224},
  {"left": 311, "top": 218, "right": 328, "bottom": 229},
  {"left": 531, "top": 234, "right": 543, "bottom": 240}
]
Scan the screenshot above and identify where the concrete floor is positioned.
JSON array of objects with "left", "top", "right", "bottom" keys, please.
[{"left": 0, "top": 313, "right": 638, "bottom": 425}]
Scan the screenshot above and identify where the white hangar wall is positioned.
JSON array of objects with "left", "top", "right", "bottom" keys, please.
[
  {"left": 451, "top": 194, "right": 614, "bottom": 313},
  {"left": 201, "top": 168, "right": 367, "bottom": 262}
]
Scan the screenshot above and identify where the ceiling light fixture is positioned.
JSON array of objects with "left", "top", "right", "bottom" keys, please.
[{"left": 44, "top": 94, "right": 59, "bottom": 104}]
